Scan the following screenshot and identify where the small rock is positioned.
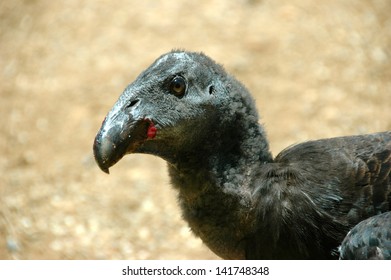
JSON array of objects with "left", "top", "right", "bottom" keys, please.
[{"left": 6, "top": 236, "right": 21, "bottom": 252}]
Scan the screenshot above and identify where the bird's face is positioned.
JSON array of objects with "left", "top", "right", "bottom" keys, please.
[{"left": 93, "top": 51, "right": 234, "bottom": 173}]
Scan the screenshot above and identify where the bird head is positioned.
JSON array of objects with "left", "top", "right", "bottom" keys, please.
[{"left": 93, "top": 50, "right": 258, "bottom": 173}]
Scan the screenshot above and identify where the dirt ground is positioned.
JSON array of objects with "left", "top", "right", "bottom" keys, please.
[{"left": 0, "top": 0, "right": 390, "bottom": 259}]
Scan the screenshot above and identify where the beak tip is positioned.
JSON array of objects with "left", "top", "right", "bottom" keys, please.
[{"left": 93, "top": 134, "right": 112, "bottom": 175}]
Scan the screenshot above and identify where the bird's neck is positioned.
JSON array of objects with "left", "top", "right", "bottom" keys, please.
[
  {"left": 169, "top": 118, "right": 273, "bottom": 195},
  {"left": 167, "top": 120, "right": 273, "bottom": 259}
]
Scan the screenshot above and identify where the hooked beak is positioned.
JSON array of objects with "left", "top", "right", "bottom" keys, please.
[{"left": 93, "top": 108, "right": 154, "bottom": 174}]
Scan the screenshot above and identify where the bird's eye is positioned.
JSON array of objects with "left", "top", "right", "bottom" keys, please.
[{"left": 169, "top": 76, "right": 186, "bottom": 97}]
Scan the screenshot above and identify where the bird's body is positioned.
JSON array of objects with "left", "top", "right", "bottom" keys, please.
[{"left": 93, "top": 50, "right": 391, "bottom": 259}]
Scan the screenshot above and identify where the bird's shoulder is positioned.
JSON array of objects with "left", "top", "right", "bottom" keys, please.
[
  {"left": 273, "top": 131, "right": 391, "bottom": 187},
  {"left": 275, "top": 131, "right": 391, "bottom": 165},
  {"left": 259, "top": 131, "right": 391, "bottom": 220}
]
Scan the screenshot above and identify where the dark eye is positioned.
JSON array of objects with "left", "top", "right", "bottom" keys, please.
[{"left": 169, "top": 76, "right": 186, "bottom": 97}]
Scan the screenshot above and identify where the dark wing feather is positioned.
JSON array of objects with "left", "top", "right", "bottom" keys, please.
[
  {"left": 339, "top": 211, "right": 391, "bottom": 259},
  {"left": 246, "top": 131, "right": 391, "bottom": 259}
]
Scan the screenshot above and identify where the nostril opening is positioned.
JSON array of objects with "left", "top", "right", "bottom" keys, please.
[
  {"left": 127, "top": 99, "right": 139, "bottom": 108},
  {"left": 209, "top": 85, "right": 215, "bottom": 95}
]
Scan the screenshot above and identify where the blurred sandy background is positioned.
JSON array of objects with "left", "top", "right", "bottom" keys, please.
[{"left": 0, "top": 0, "right": 390, "bottom": 259}]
